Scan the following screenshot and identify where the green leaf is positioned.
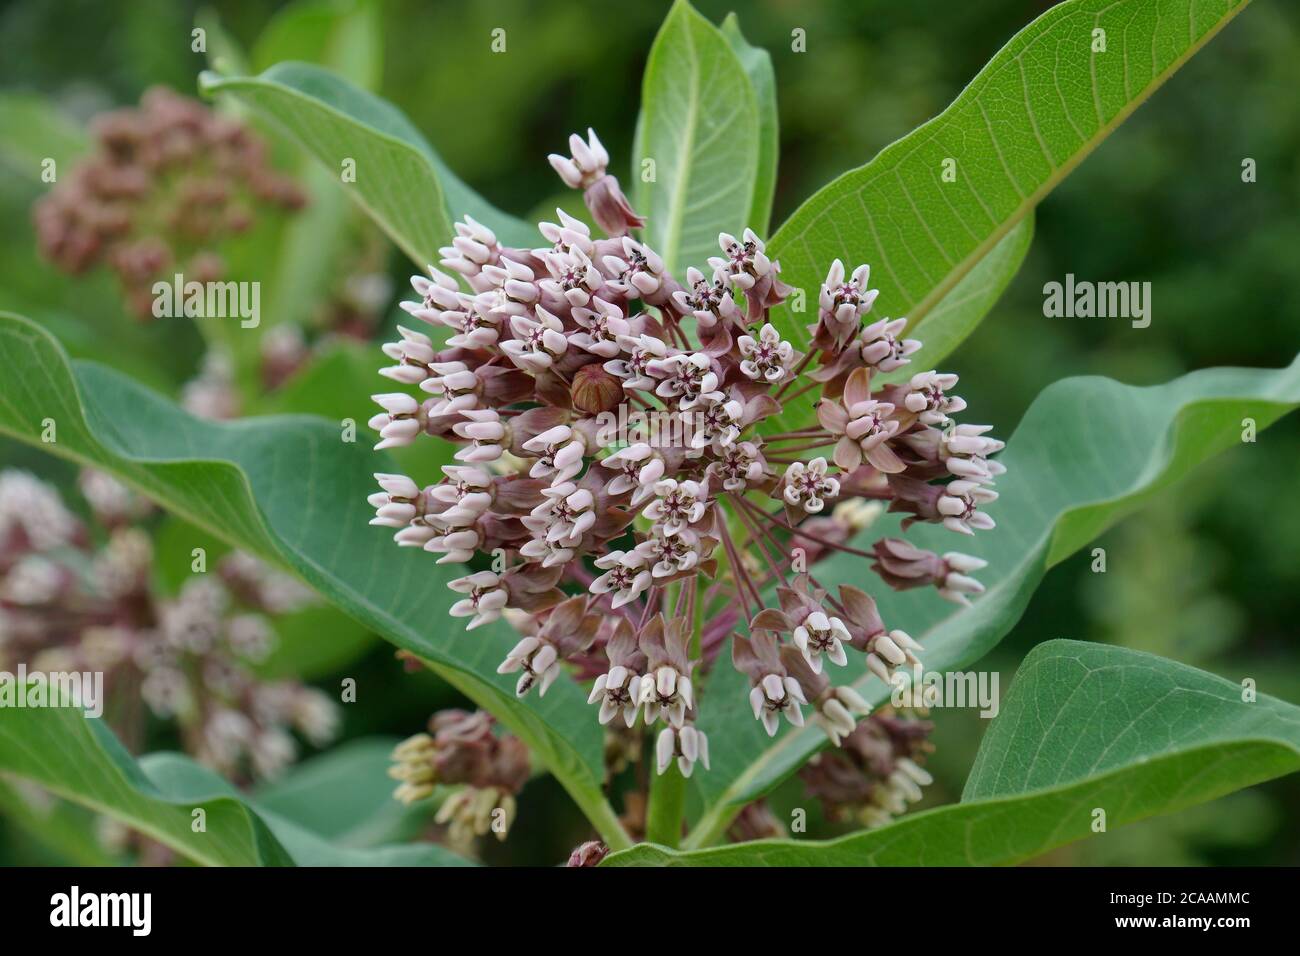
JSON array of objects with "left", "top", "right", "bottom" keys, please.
[
  {"left": 199, "top": 62, "right": 535, "bottom": 265},
  {"left": 685, "top": 352, "right": 1300, "bottom": 848},
  {"left": 765, "top": 0, "right": 1249, "bottom": 414},
  {"left": 962, "top": 640, "right": 1300, "bottom": 801},
  {"left": 633, "top": 0, "right": 760, "bottom": 274},
  {"left": 0, "top": 311, "right": 631, "bottom": 850},
  {"left": 251, "top": 0, "right": 382, "bottom": 89},
  {"left": 251, "top": 339, "right": 380, "bottom": 421},
  {"left": 0, "top": 691, "right": 476, "bottom": 866},
  {"left": 258, "top": 603, "right": 377, "bottom": 681},
  {"left": 245, "top": 800, "right": 473, "bottom": 866},
  {"left": 719, "top": 13, "right": 778, "bottom": 235},
  {"left": 202, "top": 1, "right": 383, "bottom": 347},
  {"left": 0, "top": 704, "right": 292, "bottom": 866},
  {"left": 0, "top": 777, "right": 120, "bottom": 866},
  {"left": 140, "top": 753, "right": 476, "bottom": 866},
  {"left": 880, "top": 214, "right": 1033, "bottom": 383},
  {"left": 606, "top": 641, "right": 1300, "bottom": 865},
  {"left": 252, "top": 339, "right": 456, "bottom": 486},
  {"left": 252, "top": 738, "right": 425, "bottom": 847}
]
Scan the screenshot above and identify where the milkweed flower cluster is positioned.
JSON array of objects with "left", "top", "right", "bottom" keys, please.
[
  {"left": 0, "top": 468, "right": 336, "bottom": 781},
  {"left": 800, "top": 705, "right": 935, "bottom": 828},
  {"left": 33, "top": 87, "right": 305, "bottom": 319},
  {"left": 389, "top": 709, "right": 530, "bottom": 845},
  {"left": 367, "top": 129, "right": 1004, "bottom": 777}
]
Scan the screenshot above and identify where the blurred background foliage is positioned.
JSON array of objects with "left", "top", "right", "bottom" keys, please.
[{"left": 0, "top": 0, "right": 1296, "bottom": 865}]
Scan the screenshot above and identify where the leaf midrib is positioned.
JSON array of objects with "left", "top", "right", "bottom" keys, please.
[{"left": 658, "top": 7, "right": 701, "bottom": 275}]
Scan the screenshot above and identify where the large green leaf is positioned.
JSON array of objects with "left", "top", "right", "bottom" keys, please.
[
  {"left": 0, "top": 777, "right": 120, "bottom": 866},
  {"left": 764, "top": 0, "right": 1249, "bottom": 422},
  {"left": 0, "top": 701, "right": 474, "bottom": 865},
  {"left": 685, "top": 352, "right": 1300, "bottom": 847},
  {"left": 719, "top": 13, "right": 778, "bottom": 236},
  {"left": 200, "top": 62, "right": 535, "bottom": 264},
  {"left": 0, "top": 704, "right": 291, "bottom": 866},
  {"left": 0, "top": 312, "right": 630, "bottom": 849},
  {"left": 251, "top": 338, "right": 456, "bottom": 482},
  {"left": 250, "top": 0, "right": 382, "bottom": 88},
  {"left": 875, "top": 214, "right": 1032, "bottom": 386},
  {"left": 253, "top": 738, "right": 427, "bottom": 847},
  {"left": 140, "top": 753, "right": 473, "bottom": 866},
  {"left": 632, "top": 0, "right": 760, "bottom": 274},
  {"left": 199, "top": 0, "right": 383, "bottom": 346},
  {"left": 606, "top": 641, "right": 1300, "bottom": 865}
]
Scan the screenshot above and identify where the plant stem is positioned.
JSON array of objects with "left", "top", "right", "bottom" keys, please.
[
  {"left": 644, "top": 764, "right": 687, "bottom": 847},
  {"left": 644, "top": 577, "right": 702, "bottom": 848}
]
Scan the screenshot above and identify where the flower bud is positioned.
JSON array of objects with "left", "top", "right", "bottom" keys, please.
[{"left": 570, "top": 363, "right": 624, "bottom": 414}]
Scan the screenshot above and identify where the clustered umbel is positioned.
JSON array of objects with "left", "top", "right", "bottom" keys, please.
[
  {"left": 0, "top": 468, "right": 337, "bottom": 780},
  {"left": 33, "top": 86, "right": 305, "bottom": 318},
  {"left": 367, "top": 127, "right": 1004, "bottom": 779},
  {"left": 799, "top": 704, "right": 935, "bottom": 828},
  {"left": 388, "top": 709, "right": 530, "bottom": 846}
]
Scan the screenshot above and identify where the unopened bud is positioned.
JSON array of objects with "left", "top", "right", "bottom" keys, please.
[{"left": 571, "top": 364, "right": 624, "bottom": 414}]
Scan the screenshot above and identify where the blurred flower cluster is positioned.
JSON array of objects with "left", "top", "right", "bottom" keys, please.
[
  {"left": 0, "top": 468, "right": 337, "bottom": 780},
  {"left": 800, "top": 703, "right": 935, "bottom": 828},
  {"left": 366, "top": 128, "right": 1004, "bottom": 786},
  {"left": 389, "top": 709, "right": 530, "bottom": 847},
  {"left": 32, "top": 86, "right": 305, "bottom": 318}
]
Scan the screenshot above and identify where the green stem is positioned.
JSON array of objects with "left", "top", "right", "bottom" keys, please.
[
  {"left": 645, "top": 765, "right": 688, "bottom": 847},
  {"left": 689, "top": 575, "right": 703, "bottom": 661},
  {"left": 644, "top": 578, "right": 702, "bottom": 848}
]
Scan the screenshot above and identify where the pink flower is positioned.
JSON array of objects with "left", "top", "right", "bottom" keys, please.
[
  {"left": 782, "top": 457, "right": 840, "bottom": 514},
  {"left": 671, "top": 267, "right": 742, "bottom": 328},
  {"left": 652, "top": 352, "right": 719, "bottom": 410},
  {"left": 937, "top": 479, "right": 998, "bottom": 535},
  {"left": 571, "top": 297, "right": 632, "bottom": 357},
  {"left": 591, "top": 550, "right": 654, "bottom": 609},
  {"left": 859, "top": 316, "right": 920, "bottom": 373},
  {"left": 448, "top": 570, "right": 509, "bottom": 630},
  {"left": 817, "top": 368, "right": 905, "bottom": 472},
  {"left": 500, "top": 307, "right": 569, "bottom": 373},
  {"left": 815, "top": 259, "right": 878, "bottom": 349},
  {"left": 656, "top": 723, "right": 710, "bottom": 776},
  {"left": 904, "top": 371, "right": 965, "bottom": 426},
  {"left": 642, "top": 478, "right": 710, "bottom": 535},
  {"left": 738, "top": 322, "right": 795, "bottom": 383}
]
